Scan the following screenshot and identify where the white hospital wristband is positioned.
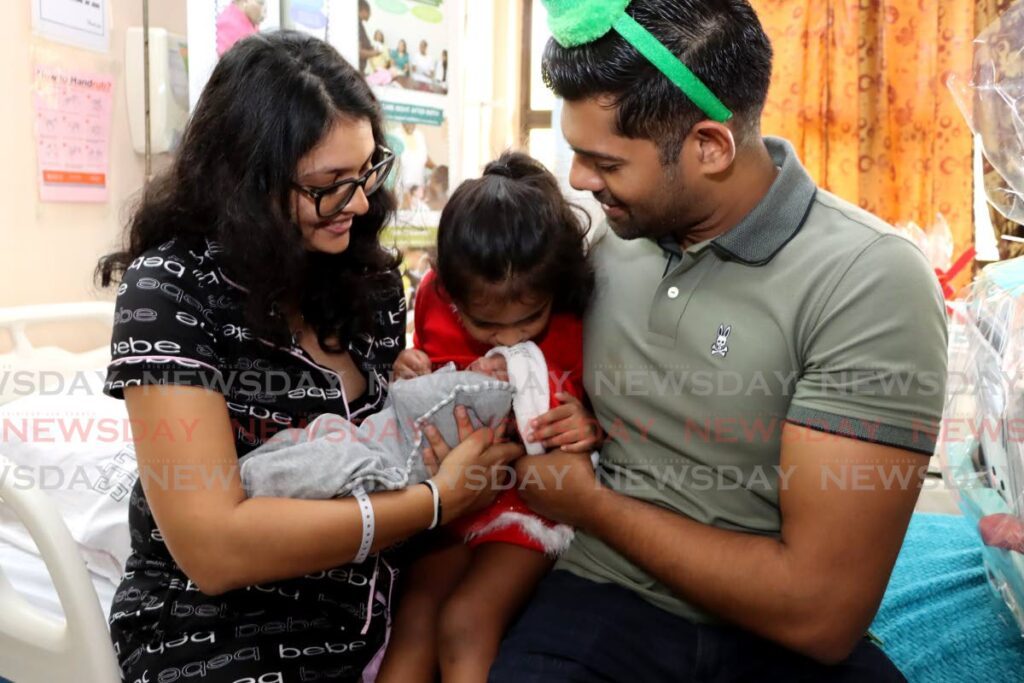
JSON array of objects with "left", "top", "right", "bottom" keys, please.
[{"left": 353, "top": 487, "right": 375, "bottom": 564}]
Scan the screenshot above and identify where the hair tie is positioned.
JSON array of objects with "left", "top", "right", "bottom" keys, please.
[{"left": 485, "top": 163, "right": 514, "bottom": 179}]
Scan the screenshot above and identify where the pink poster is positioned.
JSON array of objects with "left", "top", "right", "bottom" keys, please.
[{"left": 32, "top": 64, "right": 114, "bottom": 202}]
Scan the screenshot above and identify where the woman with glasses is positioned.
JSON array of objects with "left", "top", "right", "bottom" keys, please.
[{"left": 95, "top": 31, "right": 520, "bottom": 682}]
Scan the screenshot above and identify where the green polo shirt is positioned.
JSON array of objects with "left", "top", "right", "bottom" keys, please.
[{"left": 558, "top": 137, "right": 948, "bottom": 622}]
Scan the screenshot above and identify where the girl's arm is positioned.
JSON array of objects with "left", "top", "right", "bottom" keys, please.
[
  {"left": 394, "top": 274, "right": 435, "bottom": 378},
  {"left": 125, "top": 384, "right": 520, "bottom": 595},
  {"left": 394, "top": 349, "right": 432, "bottom": 378}
]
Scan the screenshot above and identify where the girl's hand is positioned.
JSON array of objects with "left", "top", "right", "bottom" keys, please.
[
  {"left": 394, "top": 349, "right": 432, "bottom": 380},
  {"left": 422, "top": 406, "right": 524, "bottom": 520},
  {"left": 528, "top": 392, "right": 603, "bottom": 453}
]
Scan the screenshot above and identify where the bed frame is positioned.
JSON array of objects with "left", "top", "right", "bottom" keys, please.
[
  {"left": 0, "top": 302, "right": 119, "bottom": 681},
  {"left": 0, "top": 454, "right": 120, "bottom": 682}
]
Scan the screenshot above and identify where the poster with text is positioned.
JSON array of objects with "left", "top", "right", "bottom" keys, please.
[
  {"left": 32, "top": 0, "right": 110, "bottom": 53},
  {"left": 33, "top": 64, "right": 113, "bottom": 203},
  {"left": 357, "top": 0, "right": 453, "bottom": 230}
]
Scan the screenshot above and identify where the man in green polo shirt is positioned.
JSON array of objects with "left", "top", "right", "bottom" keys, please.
[{"left": 490, "top": 0, "right": 947, "bottom": 681}]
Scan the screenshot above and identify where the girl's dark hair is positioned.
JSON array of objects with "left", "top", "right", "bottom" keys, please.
[
  {"left": 435, "top": 151, "right": 594, "bottom": 316},
  {"left": 96, "top": 30, "right": 400, "bottom": 352}
]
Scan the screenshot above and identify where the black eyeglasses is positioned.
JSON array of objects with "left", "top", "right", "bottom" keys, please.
[{"left": 293, "top": 146, "right": 396, "bottom": 219}]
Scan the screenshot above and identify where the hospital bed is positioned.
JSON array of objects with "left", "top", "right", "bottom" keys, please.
[{"left": 0, "top": 303, "right": 121, "bottom": 682}]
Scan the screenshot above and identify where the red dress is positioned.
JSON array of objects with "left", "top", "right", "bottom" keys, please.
[{"left": 413, "top": 269, "right": 584, "bottom": 553}]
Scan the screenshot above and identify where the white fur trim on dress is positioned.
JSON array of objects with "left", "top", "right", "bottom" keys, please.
[{"left": 464, "top": 511, "right": 575, "bottom": 557}]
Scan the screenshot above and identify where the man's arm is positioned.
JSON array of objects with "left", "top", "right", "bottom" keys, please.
[
  {"left": 519, "top": 425, "right": 927, "bottom": 664},
  {"left": 521, "top": 232, "right": 945, "bottom": 663}
]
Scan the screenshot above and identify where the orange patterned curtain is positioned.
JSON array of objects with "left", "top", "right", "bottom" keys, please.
[{"left": 752, "top": 0, "right": 976, "bottom": 269}]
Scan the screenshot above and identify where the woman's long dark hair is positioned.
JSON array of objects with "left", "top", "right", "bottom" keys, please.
[
  {"left": 96, "top": 31, "right": 400, "bottom": 352},
  {"left": 435, "top": 151, "right": 594, "bottom": 316}
]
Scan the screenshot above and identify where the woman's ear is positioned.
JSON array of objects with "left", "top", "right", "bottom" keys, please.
[{"left": 690, "top": 121, "right": 737, "bottom": 176}]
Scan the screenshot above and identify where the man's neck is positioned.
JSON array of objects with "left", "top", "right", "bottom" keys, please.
[{"left": 676, "top": 140, "right": 779, "bottom": 249}]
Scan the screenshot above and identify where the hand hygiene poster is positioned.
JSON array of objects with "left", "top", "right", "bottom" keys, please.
[{"left": 32, "top": 65, "right": 114, "bottom": 203}]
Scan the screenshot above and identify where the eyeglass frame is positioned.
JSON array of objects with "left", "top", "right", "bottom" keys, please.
[{"left": 292, "top": 146, "right": 396, "bottom": 219}]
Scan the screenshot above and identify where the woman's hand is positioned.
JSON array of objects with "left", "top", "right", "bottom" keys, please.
[
  {"left": 394, "top": 349, "right": 433, "bottom": 380},
  {"left": 421, "top": 406, "right": 524, "bottom": 521},
  {"left": 528, "top": 392, "right": 603, "bottom": 453}
]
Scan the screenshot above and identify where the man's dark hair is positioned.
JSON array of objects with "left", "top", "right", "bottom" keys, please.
[
  {"left": 359, "top": 0, "right": 370, "bottom": 12},
  {"left": 542, "top": 0, "right": 773, "bottom": 164}
]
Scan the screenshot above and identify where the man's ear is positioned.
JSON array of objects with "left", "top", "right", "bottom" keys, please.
[{"left": 689, "top": 121, "right": 737, "bottom": 175}]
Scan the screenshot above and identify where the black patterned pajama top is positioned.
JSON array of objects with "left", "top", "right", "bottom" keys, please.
[{"left": 102, "top": 237, "right": 407, "bottom": 683}]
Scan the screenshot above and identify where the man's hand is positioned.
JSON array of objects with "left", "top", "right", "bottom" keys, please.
[
  {"left": 529, "top": 392, "right": 603, "bottom": 453},
  {"left": 393, "top": 349, "right": 432, "bottom": 380},
  {"left": 560, "top": 423, "right": 926, "bottom": 665},
  {"left": 514, "top": 451, "right": 605, "bottom": 529}
]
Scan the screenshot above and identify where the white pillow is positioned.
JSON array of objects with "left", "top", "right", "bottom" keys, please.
[
  {"left": 0, "top": 392, "right": 135, "bottom": 584},
  {"left": 0, "top": 346, "right": 110, "bottom": 407}
]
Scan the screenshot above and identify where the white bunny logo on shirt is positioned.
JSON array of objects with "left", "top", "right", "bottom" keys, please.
[{"left": 711, "top": 324, "right": 731, "bottom": 358}]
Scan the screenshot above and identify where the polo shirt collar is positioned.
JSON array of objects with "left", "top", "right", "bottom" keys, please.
[{"left": 657, "top": 137, "right": 817, "bottom": 266}]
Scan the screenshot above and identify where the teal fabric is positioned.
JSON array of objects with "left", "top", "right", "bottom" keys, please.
[{"left": 873, "top": 513, "right": 1024, "bottom": 682}]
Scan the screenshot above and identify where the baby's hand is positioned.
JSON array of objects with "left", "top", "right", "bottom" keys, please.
[
  {"left": 528, "top": 392, "right": 603, "bottom": 453},
  {"left": 467, "top": 355, "right": 509, "bottom": 382},
  {"left": 393, "top": 349, "right": 432, "bottom": 380}
]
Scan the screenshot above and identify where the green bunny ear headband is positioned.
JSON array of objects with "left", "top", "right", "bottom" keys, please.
[{"left": 543, "top": 0, "right": 733, "bottom": 123}]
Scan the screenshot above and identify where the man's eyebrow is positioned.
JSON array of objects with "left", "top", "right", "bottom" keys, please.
[{"left": 571, "top": 146, "right": 627, "bottom": 163}]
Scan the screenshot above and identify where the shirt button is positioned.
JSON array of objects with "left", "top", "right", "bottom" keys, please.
[{"left": 667, "top": 286, "right": 680, "bottom": 300}]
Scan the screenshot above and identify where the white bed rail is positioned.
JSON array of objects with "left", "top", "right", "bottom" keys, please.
[{"left": 0, "top": 454, "right": 120, "bottom": 682}]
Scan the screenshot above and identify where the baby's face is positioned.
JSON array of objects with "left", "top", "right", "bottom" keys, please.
[{"left": 456, "top": 293, "right": 553, "bottom": 348}]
